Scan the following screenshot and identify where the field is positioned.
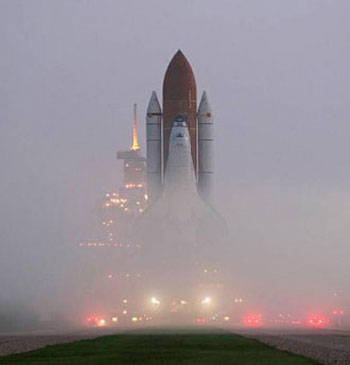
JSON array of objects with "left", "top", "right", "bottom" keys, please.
[{"left": 0, "top": 330, "right": 319, "bottom": 364}]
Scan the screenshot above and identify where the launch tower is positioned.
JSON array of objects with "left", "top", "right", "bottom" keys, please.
[{"left": 117, "top": 103, "right": 147, "bottom": 215}]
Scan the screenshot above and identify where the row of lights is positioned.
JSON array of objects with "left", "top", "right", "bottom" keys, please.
[
  {"left": 124, "top": 183, "right": 143, "bottom": 189},
  {"left": 203, "top": 269, "right": 218, "bottom": 274},
  {"left": 79, "top": 242, "right": 142, "bottom": 248},
  {"left": 148, "top": 297, "right": 212, "bottom": 307},
  {"left": 107, "top": 273, "right": 142, "bottom": 279}
]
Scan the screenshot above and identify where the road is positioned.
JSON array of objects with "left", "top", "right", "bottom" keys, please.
[
  {"left": 0, "top": 328, "right": 118, "bottom": 357},
  {"left": 237, "top": 327, "right": 350, "bottom": 365}
]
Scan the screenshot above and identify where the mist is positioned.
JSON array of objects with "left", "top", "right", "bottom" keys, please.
[{"left": 1, "top": 0, "right": 349, "bottom": 330}]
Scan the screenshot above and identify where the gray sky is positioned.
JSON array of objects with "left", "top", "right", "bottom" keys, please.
[{"left": 1, "top": 0, "right": 350, "bottom": 309}]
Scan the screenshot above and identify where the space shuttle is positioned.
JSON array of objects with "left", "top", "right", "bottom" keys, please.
[
  {"left": 136, "top": 50, "right": 225, "bottom": 258},
  {"left": 146, "top": 50, "right": 214, "bottom": 204}
]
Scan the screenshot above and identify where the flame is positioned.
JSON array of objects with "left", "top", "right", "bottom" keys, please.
[{"left": 130, "top": 103, "right": 140, "bottom": 151}]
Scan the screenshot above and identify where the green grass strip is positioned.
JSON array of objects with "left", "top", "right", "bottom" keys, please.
[{"left": 0, "top": 333, "right": 320, "bottom": 364}]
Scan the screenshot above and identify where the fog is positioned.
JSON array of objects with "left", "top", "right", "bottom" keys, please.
[{"left": 1, "top": 0, "right": 349, "bottom": 330}]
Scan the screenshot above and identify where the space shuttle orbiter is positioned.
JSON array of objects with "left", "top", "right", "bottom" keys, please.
[{"left": 137, "top": 115, "right": 225, "bottom": 262}]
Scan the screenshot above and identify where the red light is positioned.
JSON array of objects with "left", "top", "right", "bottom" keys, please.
[
  {"left": 87, "top": 315, "right": 101, "bottom": 326},
  {"left": 306, "top": 315, "right": 327, "bottom": 328},
  {"left": 332, "top": 309, "right": 345, "bottom": 316},
  {"left": 196, "top": 317, "right": 207, "bottom": 325},
  {"left": 243, "top": 313, "right": 263, "bottom": 327}
]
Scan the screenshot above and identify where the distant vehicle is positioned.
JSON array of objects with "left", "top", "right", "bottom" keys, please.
[
  {"left": 306, "top": 315, "right": 328, "bottom": 328},
  {"left": 242, "top": 313, "right": 263, "bottom": 327},
  {"left": 87, "top": 315, "right": 106, "bottom": 327}
]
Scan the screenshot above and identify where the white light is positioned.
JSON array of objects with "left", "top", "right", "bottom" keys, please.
[
  {"left": 131, "top": 317, "right": 138, "bottom": 322},
  {"left": 123, "top": 310, "right": 127, "bottom": 315},
  {"left": 112, "top": 317, "right": 118, "bottom": 322},
  {"left": 151, "top": 297, "right": 160, "bottom": 305},
  {"left": 224, "top": 316, "right": 230, "bottom": 321},
  {"left": 201, "top": 297, "right": 211, "bottom": 305},
  {"left": 97, "top": 318, "right": 106, "bottom": 327},
  {"left": 180, "top": 300, "right": 187, "bottom": 305},
  {"left": 123, "top": 299, "right": 128, "bottom": 304}
]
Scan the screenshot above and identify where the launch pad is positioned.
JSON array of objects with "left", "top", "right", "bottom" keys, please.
[{"left": 77, "top": 50, "right": 346, "bottom": 332}]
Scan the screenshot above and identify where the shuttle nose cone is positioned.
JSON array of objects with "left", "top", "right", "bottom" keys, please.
[{"left": 170, "top": 120, "right": 190, "bottom": 144}]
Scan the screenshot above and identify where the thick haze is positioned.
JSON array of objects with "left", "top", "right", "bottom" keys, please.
[{"left": 1, "top": 0, "right": 350, "bottom": 324}]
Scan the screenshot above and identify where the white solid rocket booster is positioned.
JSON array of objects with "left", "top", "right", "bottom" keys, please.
[
  {"left": 146, "top": 91, "right": 162, "bottom": 201},
  {"left": 198, "top": 91, "right": 214, "bottom": 203}
]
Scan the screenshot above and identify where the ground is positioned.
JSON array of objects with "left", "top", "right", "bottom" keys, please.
[{"left": 0, "top": 328, "right": 318, "bottom": 365}]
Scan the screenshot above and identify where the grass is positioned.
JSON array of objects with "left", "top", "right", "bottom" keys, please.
[{"left": 0, "top": 330, "right": 319, "bottom": 364}]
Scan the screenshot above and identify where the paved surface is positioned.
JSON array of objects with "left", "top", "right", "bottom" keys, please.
[
  {"left": 0, "top": 328, "right": 118, "bottom": 357},
  {"left": 238, "top": 328, "right": 350, "bottom": 365}
]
